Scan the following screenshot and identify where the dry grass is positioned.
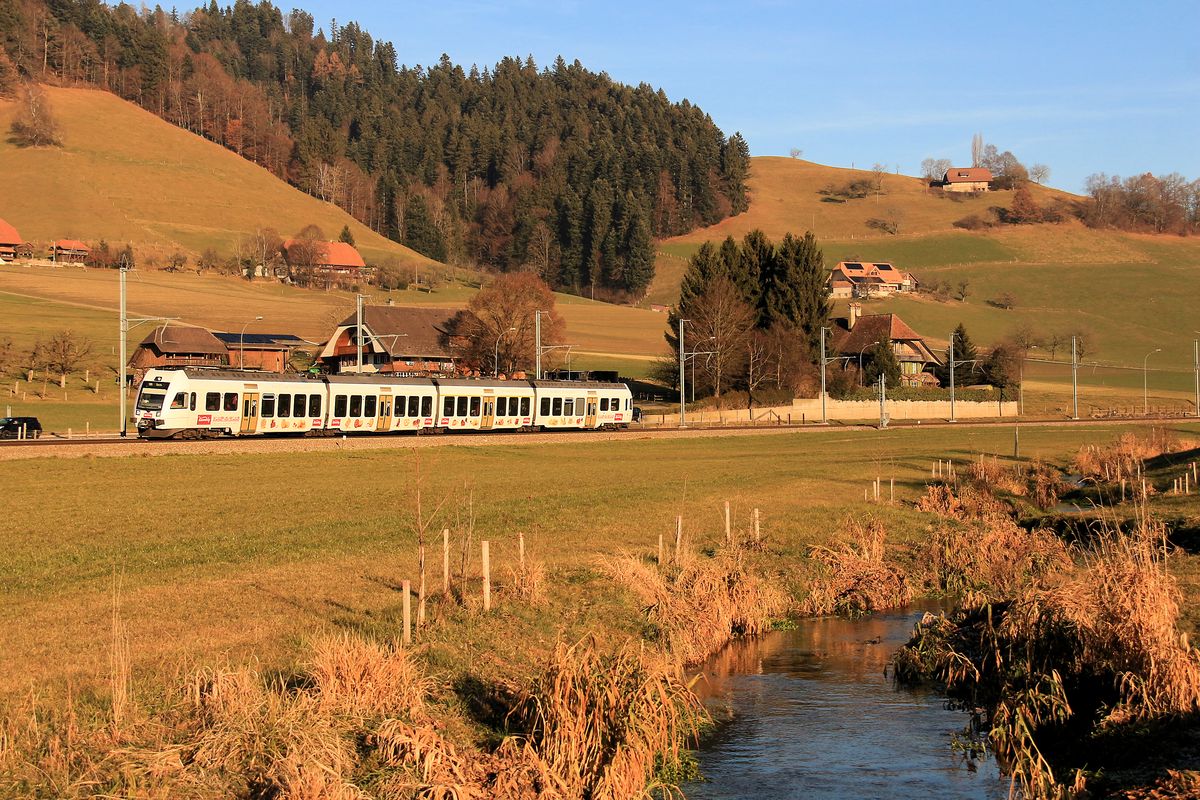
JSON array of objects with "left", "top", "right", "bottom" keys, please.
[
  {"left": 800, "top": 516, "right": 913, "bottom": 617},
  {"left": 926, "top": 519, "right": 1072, "bottom": 600},
  {"left": 604, "top": 548, "right": 789, "bottom": 664},
  {"left": 1074, "top": 429, "right": 1197, "bottom": 483},
  {"left": 894, "top": 514, "right": 1200, "bottom": 798}
]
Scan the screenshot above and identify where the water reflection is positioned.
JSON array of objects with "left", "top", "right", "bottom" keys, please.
[{"left": 684, "top": 604, "right": 1007, "bottom": 800}]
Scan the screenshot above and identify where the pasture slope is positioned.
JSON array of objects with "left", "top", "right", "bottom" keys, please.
[
  {"left": 0, "top": 86, "right": 432, "bottom": 268},
  {"left": 650, "top": 157, "right": 1200, "bottom": 377}
]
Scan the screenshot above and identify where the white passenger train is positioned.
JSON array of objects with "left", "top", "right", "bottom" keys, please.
[{"left": 133, "top": 368, "right": 634, "bottom": 439}]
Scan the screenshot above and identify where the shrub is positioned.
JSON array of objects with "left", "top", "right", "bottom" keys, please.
[{"left": 953, "top": 214, "right": 988, "bottom": 231}]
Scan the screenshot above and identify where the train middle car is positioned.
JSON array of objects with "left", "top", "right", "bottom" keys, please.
[{"left": 134, "top": 368, "right": 633, "bottom": 439}]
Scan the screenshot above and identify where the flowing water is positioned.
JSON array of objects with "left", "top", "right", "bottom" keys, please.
[{"left": 683, "top": 604, "right": 1008, "bottom": 799}]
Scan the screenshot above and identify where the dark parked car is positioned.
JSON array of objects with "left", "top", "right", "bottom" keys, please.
[{"left": 0, "top": 417, "right": 42, "bottom": 439}]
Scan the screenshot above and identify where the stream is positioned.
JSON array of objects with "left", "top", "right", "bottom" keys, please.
[{"left": 682, "top": 603, "right": 1007, "bottom": 799}]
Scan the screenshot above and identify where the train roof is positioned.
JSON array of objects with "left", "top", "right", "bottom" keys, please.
[
  {"left": 175, "top": 368, "right": 320, "bottom": 383},
  {"left": 326, "top": 375, "right": 438, "bottom": 387},
  {"left": 527, "top": 379, "right": 630, "bottom": 390},
  {"left": 433, "top": 378, "right": 535, "bottom": 389}
]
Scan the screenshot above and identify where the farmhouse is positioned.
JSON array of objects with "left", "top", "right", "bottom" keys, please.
[
  {"left": 0, "top": 218, "right": 31, "bottom": 262},
  {"left": 213, "top": 332, "right": 309, "bottom": 372},
  {"left": 827, "top": 261, "right": 917, "bottom": 299},
  {"left": 318, "top": 305, "right": 458, "bottom": 375},
  {"left": 52, "top": 239, "right": 90, "bottom": 264},
  {"left": 129, "top": 324, "right": 229, "bottom": 384},
  {"left": 282, "top": 239, "right": 372, "bottom": 286},
  {"left": 830, "top": 303, "right": 941, "bottom": 387},
  {"left": 942, "top": 167, "right": 992, "bottom": 193}
]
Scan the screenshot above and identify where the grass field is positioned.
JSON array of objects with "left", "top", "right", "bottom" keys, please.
[
  {"left": 4, "top": 421, "right": 1199, "bottom": 700},
  {"left": 0, "top": 87, "right": 433, "bottom": 268}
]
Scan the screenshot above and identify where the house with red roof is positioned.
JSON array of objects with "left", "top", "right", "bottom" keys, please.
[
  {"left": 52, "top": 239, "right": 91, "bottom": 264},
  {"left": 830, "top": 303, "right": 942, "bottom": 387},
  {"left": 941, "top": 167, "right": 992, "bottom": 193},
  {"left": 282, "top": 238, "right": 372, "bottom": 287},
  {"left": 318, "top": 305, "right": 458, "bottom": 375},
  {"left": 0, "top": 218, "right": 31, "bottom": 262},
  {"left": 827, "top": 261, "right": 917, "bottom": 299}
]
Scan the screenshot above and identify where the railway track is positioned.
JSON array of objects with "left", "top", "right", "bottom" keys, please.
[{"left": 1, "top": 414, "right": 1197, "bottom": 460}]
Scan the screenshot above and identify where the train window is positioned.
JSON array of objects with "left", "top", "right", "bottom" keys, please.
[
  {"left": 540, "top": 397, "right": 551, "bottom": 416},
  {"left": 456, "top": 396, "right": 468, "bottom": 417},
  {"left": 349, "top": 395, "right": 363, "bottom": 417},
  {"left": 521, "top": 398, "right": 531, "bottom": 416},
  {"left": 563, "top": 398, "right": 574, "bottom": 416},
  {"left": 170, "top": 392, "right": 187, "bottom": 409},
  {"left": 190, "top": 393, "right": 197, "bottom": 411},
  {"left": 469, "top": 396, "right": 480, "bottom": 417},
  {"left": 224, "top": 393, "right": 238, "bottom": 411},
  {"left": 421, "top": 396, "right": 432, "bottom": 417},
  {"left": 496, "top": 397, "right": 507, "bottom": 416},
  {"left": 334, "top": 395, "right": 347, "bottom": 417},
  {"left": 393, "top": 396, "right": 405, "bottom": 417},
  {"left": 365, "top": 396, "right": 377, "bottom": 417},
  {"left": 309, "top": 394, "right": 322, "bottom": 417},
  {"left": 600, "top": 398, "right": 609, "bottom": 412},
  {"left": 261, "top": 395, "right": 276, "bottom": 417},
  {"left": 443, "top": 397, "right": 454, "bottom": 417},
  {"left": 206, "top": 392, "right": 220, "bottom": 411},
  {"left": 552, "top": 397, "right": 562, "bottom": 416},
  {"left": 577, "top": 397, "right": 586, "bottom": 413},
  {"left": 278, "top": 394, "right": 291, "bottom": 418}
]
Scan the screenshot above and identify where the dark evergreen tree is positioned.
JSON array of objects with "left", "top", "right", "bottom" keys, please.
[
  {"left": 761, "top": 231, "right": 829, "bottom": 350},
  {"left": 936, "top": 323, "right": 981, "bottom": 386},
  {"left": 862, "top": 338, "right": 902, "bottom": 388},
  {"left": 338, "top": 225, "right": 355, "bottom": 245}
]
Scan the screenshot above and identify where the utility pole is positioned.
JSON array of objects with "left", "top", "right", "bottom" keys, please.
[
  {"left": 535, "top": 310, "right": 542, "bottom": 380},
  {"left": 1071, "top": 335, "right": 1079, "bottom": 420},
  {"left": 118, "top": 266, "right": 128, "bottom": 437},
  {"left": 878, "top": 372, "right": 887, "bottom": 429},
  {"left": 1143, "top": 348, "right": 1161, "bottom": 417},
  {"left": 678, "top": 318, "right": 687, "bottom": 428},
  {"left": 948, "top": 332, "right": 956, "bottom": 423},
  {"left": 820, "top": 326, "right": 828, "bottom": 424},
  {"left": 355, "top": 293, "right": 365, "bottom": 374},
  {"left": 1194, "top": 339, "right": 1199, "bottom": 418}
]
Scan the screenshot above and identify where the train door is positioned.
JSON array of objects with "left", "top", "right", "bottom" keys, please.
[
  {"left": 377, "top": 391, "right": 393, "bottom": 431},
  {"left": 481, "top": 396, "right": 495, "bottom": 430},
  {"left": 585, "top": 395, "right": 598, "bottom": 428},
  {"left": 240, "top": 392, "right": 260, "bottom": 434}
]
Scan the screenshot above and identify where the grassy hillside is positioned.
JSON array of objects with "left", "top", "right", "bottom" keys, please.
[{"left": 0, "top": 87, "right": 434, "bottom": 267}]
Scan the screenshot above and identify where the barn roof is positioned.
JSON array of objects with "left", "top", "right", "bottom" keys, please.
[
  {"left": 337, "top": 306, "right": 456, "bottom": 359},
  {"left": 139, "top": 324, "right": 227, "bottom": 355},
  {"left": 0, "top": 218, "right": 22, "bottom": 245},
  {"left": 944, "top": 167, "right": 993, "bottom": 184},
  {"left": 831, "top": 313, "right": 932, "bottom": 357},
  {"left": 212, "top": 332, "right": 308, "bottom": 350},
  {"left": 283, "top": 239, "right": 366, "bottom": 268},
  {"left": 54, "top": 239, "right": 90, "bottom": 251}
]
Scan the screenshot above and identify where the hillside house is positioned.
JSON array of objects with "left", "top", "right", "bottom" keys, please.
[
  {"left": 827, "top": 261, "right": 918, "bottom": 299},
  {"left": 830, "top": 303, "right": 941, "bottom": 387},
  {"left": 942, "top": 167, "right": 992, "bottom": 193},
  {"left": 0, "top": 218, "right": 30, "bottom": 262},
  {"left": 213, "top": 332, "right": 310, "bottom": 371},
  {"left": 129, "top": 324, "right": 229, "bottom": 384},
  {"left": 282, "top": 239, "right": 373, "bottom": 287},
  {"left": 318, "top": 306, "right": 458, "bottom": 375},
  {"left": 52, "top": 240, "right": 90, "bottom": 264}
]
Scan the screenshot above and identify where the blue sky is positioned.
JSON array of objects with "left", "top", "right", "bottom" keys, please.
[{"left": 296, "top": 1, "right": 1199, "bottom": 193}]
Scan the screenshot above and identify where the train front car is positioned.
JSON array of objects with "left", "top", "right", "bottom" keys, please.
[{"left": 132, "top": 370, "right": 227, "bottom": 438}]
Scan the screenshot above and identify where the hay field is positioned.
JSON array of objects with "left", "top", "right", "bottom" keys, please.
[
  {"left": 4, "top": 421, "right": 1197, "bottom": 699},
  {"left": 0, "top": 87, "right": 432, "bottom": 267}
]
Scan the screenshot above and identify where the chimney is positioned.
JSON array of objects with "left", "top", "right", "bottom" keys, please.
[{"left": 848, "top": 302, "right": 862, "bottom": 330}]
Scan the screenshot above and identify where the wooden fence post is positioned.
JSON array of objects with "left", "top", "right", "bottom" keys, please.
[
  {"left": 753, "top": 508, "right": 760, "bottom": 543},
  {"left": 482, "top": 540, "right": 491, "bottom": 612},
  {"left": 442, "top": 528, "right": 450, "bottom": 595},
  {"left": 658, "top": 532, "right": 664, "bottom": 565},
  {"left": 402, "top": 580, "right": 412, "bottom": 645},
  {"left": 890, "top": 478, "right": 895, "bottom": 503},
  {"left": 675, "top": 515, "right": 682, "bottom": 563},
  {"left": 518, "top": 532, "right": 526, "bottom": 573},
  {"left": 417, "top": 546, "right": 427, "bottom": 628},
  {"left": 724, "top": 501, "right": 731, "bottom": 547}
]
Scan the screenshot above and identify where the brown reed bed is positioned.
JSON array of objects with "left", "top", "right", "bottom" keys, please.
[
  {"left": 925, "top": 518, "right": 1073, "bottom": 601},
  {"left": 604, "top": 546, "right": 789, "bottom": 665},
  {"left": 893, "top": 514, "right": 1200, "bottom": 798},
  {"left": 800, "top": 516, "right": 913, "bottom": 617}
]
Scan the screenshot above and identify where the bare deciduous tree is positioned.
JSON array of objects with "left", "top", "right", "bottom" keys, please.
[
  {"left": 42, "top": 330, "right": 92, "bottom": 387},
  {"left": 10, "top": 82, "right": 62, "bottom": 147},
  {"left": 1029, "top": 163, "right": 1051, "bottom": 184},
  {"left": 789, "top": 148, "right": 803, "bottom": 160},
  {"left": 956, "top": 280, "right": 970, "bottom": 302},
  {"left": 921, "top": 157, "right": 953, "bottom": 182},
  {"left": 447, "top": 273, "right": 565, "bottom": 375},
  {"left": 689, "top": 276, "right": 755, "bottom": 403}
]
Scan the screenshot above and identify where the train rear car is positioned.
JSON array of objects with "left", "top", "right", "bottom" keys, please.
[{"left": 530, "top": 380, "right": 632, "bottom": 430}]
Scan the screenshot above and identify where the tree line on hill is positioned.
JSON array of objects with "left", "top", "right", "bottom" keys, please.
[{"left": 0, "top": 0, "right": 749, "bottom": 299}]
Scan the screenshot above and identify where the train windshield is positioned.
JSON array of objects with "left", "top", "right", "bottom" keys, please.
[{"left": 136, "top": 391, "right": 165, "bottom": 411}]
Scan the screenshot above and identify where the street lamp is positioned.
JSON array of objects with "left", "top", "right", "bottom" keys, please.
[
  {"left": 1143, "top": 347, "right": 1161, "bottom": 417},
  {"left": 240, "top": 315, "right": 264, "bottom": 370},
  {"left": 858, "top": 341, "right": 882, "bottom": 386},
  {"left": 494, "top": 326, "right": 516, "bottom": 377}
]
